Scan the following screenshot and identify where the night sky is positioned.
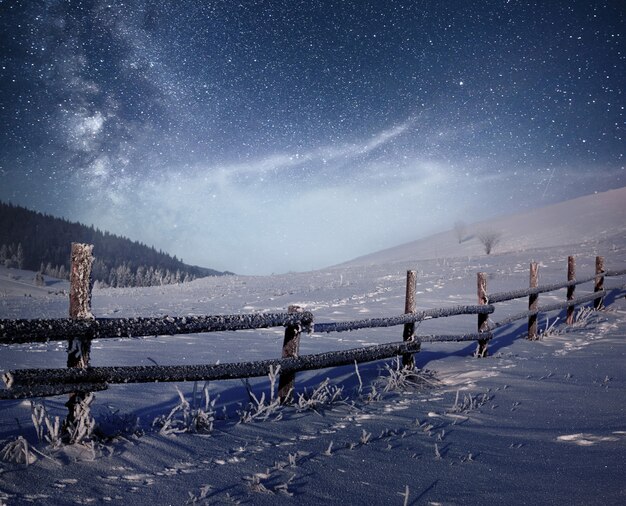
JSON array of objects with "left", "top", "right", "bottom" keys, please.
[{"left": 1, "top": 1, "right": 624, "bottom": 274}]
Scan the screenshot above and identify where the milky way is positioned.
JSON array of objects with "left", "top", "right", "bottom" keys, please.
[{"left": 0, "top": 1, "right": 624, "bottom": 274}]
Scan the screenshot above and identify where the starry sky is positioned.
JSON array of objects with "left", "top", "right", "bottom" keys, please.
[{"left": 1, "top": 0, "right": 624, "bottom": 275}]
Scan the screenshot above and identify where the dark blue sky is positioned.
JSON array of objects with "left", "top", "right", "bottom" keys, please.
[{"left": 1, "top": 0, "right": 624, "bottom": 274}]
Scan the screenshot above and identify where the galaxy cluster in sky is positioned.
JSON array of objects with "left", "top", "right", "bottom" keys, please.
[{"left": 0, "top": 0, "right": 624, "bottom": 274}]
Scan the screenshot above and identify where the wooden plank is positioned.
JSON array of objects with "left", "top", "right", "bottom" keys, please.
[
  {"left": 528, "top": 262, "right": 539, "bottom": 340},
  {"left": 566, "top": 256, "right": 575, "bottom": 325},
  {"left": 312, "top": 304, "right": 494, "bottom": 334},
  {"left": 488, "top": 274, "right": 598, "bottom": 303},
  {"left": 402, "top": 270, "right": 418, "bottom": 368},
  {"left": 594, "top": 256, "right": 605, "bottom": 310},
  {"left": 66, "top": 243, "right": 95, "bottom": 438},
  {"left": 278, "top": 305, "right": 302, "bottom": 403},
  {"left": 491, "top": 290, "right": 607, "bottom": 329},
  {"left": 68, "top": 243, "right": 94, "bottom": 368},
  {"left": 5, "top": 340, "right": 427, "bottom": 392},
  {"left": 477, "top": 272, "right": 489, "bottom": 357},
  {"left": 0, "top": 312, "right": 315, "bottom": 345}
]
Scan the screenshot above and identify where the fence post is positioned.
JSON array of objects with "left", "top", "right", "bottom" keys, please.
[
  {"left": 278, "top": 305, "right": 302, "bottom": 403},
  {"left": 528, "top": 262, "right": 539, "bottom": 340},
  {"left": 65, "top": 243, "right": 95, "bottom": 435},
  {"left": 402, "top": 270, "right": 418, "bottom": 368},
  {"left": 476, "top": 272, "right": 489, "bottom": 357},
  {"left": 594, "top": 256, "right": 605, "bottom": 310},
  {"left": 566, "top": 256, "right": 575, "bottom": 325}
]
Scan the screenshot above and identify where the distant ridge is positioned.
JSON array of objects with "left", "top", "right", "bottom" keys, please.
[
  {"left": 340, "top": 187, "right": 626, "bottom": 267},
  {"left": 0, "top": 201, "right": 233, "bottom": 287}
]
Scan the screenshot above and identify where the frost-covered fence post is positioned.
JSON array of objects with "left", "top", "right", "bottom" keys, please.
[
  {"left": 66, "top": 243, "right": 95, "bottom": 433},
  {"left": 476, "top": 272, "right": 489, "bottom": 357},
  {"left": 594, "top": 256, "right": 605, "bottom": 310},
  {"left": 566, "top": 256, "right": 575, "bottom": 325},
  {"left": 68, "top": 243, "right": 95, "bottom": 366},
  {"left": 402, "top": 270, "right": 418, "bottom": 368},
  {"left": 278, "top": 305, "right": 302, "bottom": 403},
  {"left": 528, "top": 262, "right": 539, "bottom": 340}
]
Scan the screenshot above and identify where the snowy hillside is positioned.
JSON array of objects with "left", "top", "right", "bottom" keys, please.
[
  {"left": 0, "top": 188, "right": 625, "bottom": 505},
  {"left": 342, "top": 186, "right": 626, "bottom": 268}
]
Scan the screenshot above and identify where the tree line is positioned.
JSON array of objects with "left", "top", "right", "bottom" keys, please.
[{"left": 0, "top": 201, "right": 231, "bottom": 288}]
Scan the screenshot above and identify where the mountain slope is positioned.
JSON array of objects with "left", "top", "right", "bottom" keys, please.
[{"left": 340, "top": 186, "right": 626, "bottom": 267}]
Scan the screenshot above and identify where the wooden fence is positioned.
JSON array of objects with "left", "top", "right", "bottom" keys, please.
[{"left": 1, "top": 244, "right": 625, "bottom": 411}]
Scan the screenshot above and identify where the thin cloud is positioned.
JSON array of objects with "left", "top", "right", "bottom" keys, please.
[{"left": 202, "top": 119, "right": 415, "bottom": 184}]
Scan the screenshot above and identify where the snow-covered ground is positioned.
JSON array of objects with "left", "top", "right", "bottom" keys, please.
[{"left": 1, "top": 188, "right": 625, "bottom": 505}]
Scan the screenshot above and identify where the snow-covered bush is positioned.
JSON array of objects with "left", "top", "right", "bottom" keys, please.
[
  {"left": 153, "top": 382, "right": 217, "bottom": 435},
  {"left": 237, "top": 366, "right": 283, "bottom": 423},
  {"left": 449, "top": 390, "right": 491, "bottom": 414},
  {"left": 31, "top": 401, "right": 62, "bottom": 448},
  {"left": 0, "top": 436, "right": 36, "bottom": 465},
  {"left": 64, "top": 393, "right": 96, "bottom": 444},
  {"left": 374, "top": 357, "right": 435, "bottom": 393},
  {"left": 572, "top": 306, "right": 595, "bottom": 327},
  {"left": 295, "top": 378, "right": 345, "bottom": 411}
]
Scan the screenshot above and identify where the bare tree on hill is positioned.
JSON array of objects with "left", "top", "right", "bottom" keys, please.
[{"left": 478, "top": 230, "right": 502, "bottom": 255}]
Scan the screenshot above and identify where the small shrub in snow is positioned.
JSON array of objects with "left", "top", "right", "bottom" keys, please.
[
  {"left": 186, "top": 484, "right": 212, "bottom": 504},
  {"left": 374, "top": 357, "right": 433, "bottom": 393},
  {"left": 359, "top": 429, "right": 372, "bottom": 445},
  {"left": 362, "top": 383, "right": 382, "bottom": 403},
  {"left": 323, "top": 441, "right": 334, "bottom": 456},
  {"left": 450, "top": 390, "right": 491, "bottom": 414},
  {"left": 64, "top": 393, "right": 96, "bottom": 444},
  {"left": 540, "top": 307, "right": 595, "bottom": 337},
  {"left": 237, "top": 389, "right": 282, "bottom": 424},
  {"left": 1, "top": 436, "right": 36, "bottom": 465},
  {"left": 31, "top": 402, "right": 62, "bottom": 448},
  {"left": 572, "top": 306, "right": 595, "bottom": 327},
  {"left": 288, "top": 452, "right": 298, "bottom": 467},
  {"left": 296, "top": 378, "right": 345, "bottom": 412},
  {"left": 237, "top": 366, "right": 283, "bottom": 423},
  {"left": 540, "top": 316, "right": 562, "bottom": 337},
  {"left": 153, "top": 382, "right": 217, "bottom": 435},
  {"left": 243, "top": 469, "right": 294, "bottom": 496},
  {"left": 461, "top": 452, "right": 474, "bottom": 463},
  {"left": 244, "top": 472, "right": 273, "bottom": 495}
]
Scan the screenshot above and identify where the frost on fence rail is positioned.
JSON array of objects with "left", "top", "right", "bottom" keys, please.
[
  {"left": 488, "top": 269, "right": 626, "bottom": 304},
  {"left": 491, "top": 290, "right": 607, "bottom": 329},
  {"left": 488, "top": 275, "right": 598, "bottom": 303},
  {"left": 0, "top": 312, "right": 314, "bottom": 345},
  {"left": 606, "top": 268, "right": 626, "bottom": 277},
  {"left": 0, "top": 382, "right": 109, "bottom": 400},
  {"left": 313, "top": 304, "right": 494, "bottom": 333},
  {"left": 1, "top": 333, "right": 493, "bottom": 399}
]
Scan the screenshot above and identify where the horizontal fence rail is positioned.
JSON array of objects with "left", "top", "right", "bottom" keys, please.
[
  {"left": 488, "top": 268, "right": 626, "bottom": 304},
  {"left": 488, "top": 275, "right": 598, "bottom": 303},
  {"left": 313, "top": 304, "right": 494, "bottom": 333},
  {"left": 491, "top": 290, "right": 608, "bottom": 329},
  {"left": 0, "top": 312, "right": 314, "bottom": 345},
  {"left": 1, "top": 333, "right": 494, "bottom": 400}
]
